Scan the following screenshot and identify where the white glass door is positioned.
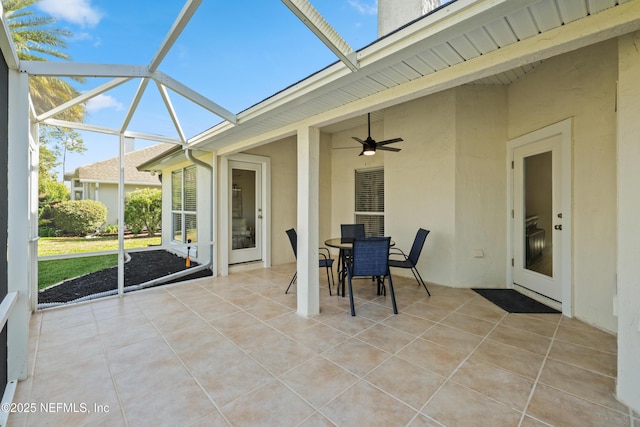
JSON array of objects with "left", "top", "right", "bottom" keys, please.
[
  {"left": 229, "top": 161, "right": 262, "bottom": 264},
  {"left": 513, "top": 134, "right": 563, "bottom": 301}
]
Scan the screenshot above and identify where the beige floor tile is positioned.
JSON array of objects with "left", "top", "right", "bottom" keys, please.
[
  {"left": 194, "top": 300, "right": 241, "bottom": 321},
  {"left": 440, "top": 311, "right": 496, "bottom": 337},
  {"left": 296, "top": 411, "right": 336, "bottom": 427},
  {"left": 451, "top": 358, "right": 534, "bottom": 410},
  {"left": 99, "top": 320, "right": 161, "bottom": 350},
  {"left": 421, "top": 323, "right": 484, "bottom": 354},
  {"left": 197, "top": 353, "right": 274, "bottom": 406},
  {"left": 381, "top": 313, "right": 436, "bottom": 336},
  {"left": 455, "top": 301, "right": 506, "bottom": 322},
  {"left": 406, "top": 414, "right": 445, "bottom": 426},
  {"left": 245, "top": 299, "right": 292, "bottom": 321},
  {"left": 470, "top": 339, "right": 545, "bottom": 379},
  {"left": 321, "top": 380, "right": 417, "bottom": 426},
  {"left": 124, "top": 378, "right": 216, "bottom": 427},
  {"left": 499, "top": 313, "right": 558, "bottom": 337},
  {"left": 365, "top": 356, "right": 445, "bottom": 409},
  {"left": 555, "top": 324, "right": 617, "bottom": 353},
  {"left": 179, "top": 339, "right": 245, "bottom": 375},
  {"left": 34, "top": 335, "right": 104, "bottom": 373},
  {"left": 323, "top": 338, "right": 391, "bottom": 377},
  {"left": 220, "top": 380, "right": 314, "bottom": 426},
  {"left": 538, "top": 358, "right": 627, "bottom": 413},
  {"left": 37, "top": 320, "right": 98, "bottom": 351},
  {"left": 40, "top": 307, "right": 95, "bottom": 333},
  {"left": 105, "top": 335, "right": 176, "bottom": 375},
  {"left": 396, "top": 337, "right": 467, "bottom": 377},
  {"left": 319, "top": 311, "right": 377, "bottom": 336},
  {"left": 548, "top": 340, "right": 617, "bottom": 377},
  {"left": 114, "top": 355, "right": 191, "bottom": 404},
  {"left": 527, "top": 383, "right": 630, "bottom": 427},
  {"left": 208, "top": 310, "right": 262, "bottom": 335},
  {"left": 162, "top": 320, "right": 226, "bottom": 354},
  {"left": 280, "top": 356, "right": 359, "bottom": 408},
  {"left": 422, "top": 382, "right": 522, "bottom": 427},
  {"left": 403, "top": 302, "right": 451, "bottom": 322},
  {"left": 187, "top": 411, "right": 231, "bottom": 427},
  {"left": 356, "top": 323, "right": 416, "bottom": 354},
  {"left": 286, "top": 322, "right": 350, "bottom": 353},
  {"left": 352, "top": 300, "right": 397, "bottom": 321},
  {"left": 488, "top": 324, "right": 552, "bottom": 356},
  {"left": 519, "top": 415, "right": 554, "bottom": 426},
  {"left": 249, "top": 335, "right": 317, "bottom": 375}
]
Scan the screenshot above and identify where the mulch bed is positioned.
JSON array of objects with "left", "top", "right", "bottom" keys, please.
[{"left": 38, "top": 250, "right": 212, "bottom": 305}]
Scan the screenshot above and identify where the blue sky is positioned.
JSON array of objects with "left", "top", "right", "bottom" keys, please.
[{"left": 33, "top": 0, "right": 379, "bottom": 175}]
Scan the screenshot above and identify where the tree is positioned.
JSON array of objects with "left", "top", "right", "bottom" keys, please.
[
  {"left": 124, "top": 189, "right": 162, "bottom": 237},
  {"left": 3, "top": 0, "right": 86, "bottom": 121},
  {"left": 40, "top": 125, "right": 86, "bottom": 178}
]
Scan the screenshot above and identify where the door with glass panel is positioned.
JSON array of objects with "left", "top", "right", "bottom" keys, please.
[
  {"left": 513, "top": 135, "right": 563, "bottom": 302},
  {"left": 229, "top": 161, "right": 262, "bottom": 264}
]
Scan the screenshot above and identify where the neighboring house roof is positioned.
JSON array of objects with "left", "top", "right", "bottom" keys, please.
[{"left": 64, "top": 143, "right": 173, "bottom": 185}]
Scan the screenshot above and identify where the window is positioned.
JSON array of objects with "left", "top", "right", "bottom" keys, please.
[
  {"left": 171, "top": 166, "right": 197, "bottom": 243},
  {"left": 355, "top": 167, "right": 384, "bottom": 237}
]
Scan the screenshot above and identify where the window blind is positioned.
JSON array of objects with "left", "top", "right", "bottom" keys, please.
[{"left": 355, "top": 168, "right": 384, "bottom": 237}]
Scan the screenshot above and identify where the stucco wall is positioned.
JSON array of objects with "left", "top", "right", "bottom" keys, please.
[
  {"left": 454, "top": 85, "right": 508, "bottom": 286},
  {"left": 508, "top": 40, "right": 618, "bottom": 332},
  {"left": 382, "top": 92, "right": 457, "bottom": 286}
]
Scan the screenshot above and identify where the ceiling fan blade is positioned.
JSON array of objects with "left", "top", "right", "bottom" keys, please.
[
  {"left": 376, "top": 137, "right": 403, "bottom": 146},
  {"left": 351, "top": 136, "right": 365, "bottom": 145},
  {"left": 378, "top": 146, "right": 401, "bottom": 152}
]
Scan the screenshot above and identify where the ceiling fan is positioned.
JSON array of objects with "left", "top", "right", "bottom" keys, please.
[{"left": 352, "top": 113, "right": 403, "bottom": 156}]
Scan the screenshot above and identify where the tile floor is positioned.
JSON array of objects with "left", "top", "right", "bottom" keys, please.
[{"left": 7, "top": 264, "right": 638, "bottom": 427}]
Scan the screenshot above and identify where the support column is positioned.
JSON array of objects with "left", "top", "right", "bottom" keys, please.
[
  {"left": 7, "top": 70, "right": 30, "bottom": 381},
  {"left": 616, "top": 32, "right": 640, "bottom": 413},
  {"left": 296, "top": 126, "right": 320, "bottom": 317}
]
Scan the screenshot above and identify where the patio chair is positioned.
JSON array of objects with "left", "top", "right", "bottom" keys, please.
[
  {"left": 388, "top": 228, "right": 431, "bottom": 296},
  {"left": 285, "top": 228, "right": 335, "bottom": 295},
  {"left": 337, "top": 223, "right": 366, "bottom": 295},
  {"left": 346, "top": 237, "right": 397, "bottom": 316}
]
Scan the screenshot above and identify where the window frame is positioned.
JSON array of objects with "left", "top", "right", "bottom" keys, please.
[
  {"left": 354, "top": 167, "right": 384, "bottom": 237},
  {"left": 171, "top": 165, "right": 197, "bottom": 243}
]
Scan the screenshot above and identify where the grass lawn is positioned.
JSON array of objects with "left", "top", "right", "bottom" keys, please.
[
  {"left": 39, "top": 255, "right": 118, "bottom": 290},
  {"left": 38, "top": 235, "right": 162, "bottom": 257},
  {"left": 37, "top": 235, "right": 162, "bottom": 291}
]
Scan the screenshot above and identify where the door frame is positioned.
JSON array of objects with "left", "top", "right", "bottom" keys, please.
[
  {"left": 507, "top": 119, "right": 573, "bottom": 317},
  {"left": 219, "top": 153, "right": 271, "bottom": 275}
]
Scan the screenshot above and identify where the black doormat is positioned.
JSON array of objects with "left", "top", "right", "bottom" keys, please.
[{"left": 472, "top": 288, "right": 560, "bottom": 313}]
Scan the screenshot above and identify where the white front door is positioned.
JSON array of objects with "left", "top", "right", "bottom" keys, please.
[
  {"left": 512, "top": 133, "right": 563, "bottom": 301},
  {"left": 229, "top": 160, "right": 263, "bottom": 264}
]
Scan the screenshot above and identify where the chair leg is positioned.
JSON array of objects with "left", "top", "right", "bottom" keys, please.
[
  {"left": 285, "top": 272, "right": 297, "bottom": 294},
  {"left": 347, "top": 274, "right": 356, "bottom": 316},
  {"left": 387, "top": 270, "right": 398, "bottom": 314},
  {"left": 325, "top": 265, "right": 332, "bottom": 296},
  {"left": 413, "top": 267, "right": 431, "bottom": 296}
]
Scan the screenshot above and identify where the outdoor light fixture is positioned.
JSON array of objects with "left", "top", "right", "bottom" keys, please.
[
  {"left": 352, "top": 113, "right": 403, "bottom": 157},
  {"left": 362, "top": 144, "right": 376, "bottom": 156}
]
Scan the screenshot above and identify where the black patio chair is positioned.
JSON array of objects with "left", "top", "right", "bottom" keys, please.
[
  {"left": 337, "top": 224, "right": 365, "bottom": 295},
  {"left": 388, "top": 228, "right": 431, "bottom": 296},
  {"left": 346, "top": 237, "right": 397, "bottom": 316},
  {"left": 285, "top": 228, "right": 335, "bottom": 295}
]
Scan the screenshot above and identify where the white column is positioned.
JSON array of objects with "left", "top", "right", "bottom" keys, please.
[
  {"left": 117, "top": 134, "right": 125, "bottom": 296},
  {"left": 616, "top": 32, "right": 640, "bottom": 413},
  {"left": 296, "top": 126, "right": 320, "bottom": 317},
  {"left": 7, "top": 70, "right": 31, "bottom": 380}
]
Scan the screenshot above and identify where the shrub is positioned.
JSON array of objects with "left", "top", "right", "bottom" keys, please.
[
  {"left": 51, "top": 200, "right": 108, "bottom": 236},
  {"left": 124, "top": 188, "right": 162, "bottom": 237}
]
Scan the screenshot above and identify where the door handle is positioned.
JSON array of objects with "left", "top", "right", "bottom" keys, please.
[{"left": 554, "top": 224, "right": 562, "bottom": 230}]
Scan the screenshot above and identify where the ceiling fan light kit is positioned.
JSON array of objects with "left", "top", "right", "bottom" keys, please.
[{"left": 352, "top": 113, "right": 403, "bottom": 156}]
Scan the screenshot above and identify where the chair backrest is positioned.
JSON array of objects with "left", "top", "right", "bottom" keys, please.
[
  {"left": 408, "top": 228, "right": 430, "bottom": 265},
  {"left": 341, "top": 223, "right": 365, "bottom": 243},
  {"left": 285, "top": 228, "right": 297, "bottom": 258},
  {"left": 352, "top": 237, "right": 391, "bottom": 277}
]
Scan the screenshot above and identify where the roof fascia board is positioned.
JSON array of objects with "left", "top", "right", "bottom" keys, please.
[
  {"left": 0, "top": 7, "right": 19, "bottom": 70},
  {"left": 281, "top": 0, "right": 358, "bottom": 71},
  {"left": 207, "top": 0, "right": 640, "bottom": 154},
  {"left": 37, "top": 77, "right": 132, "bottom": 122},
  {"left": 148, "top": 0, "right": 202, "bottom": 72},
  {"left": 20, "top": 61, "right": 150, "bottom": 78},
  {"left": 153, "top": 71, "right": 237, "bottom": 124}
]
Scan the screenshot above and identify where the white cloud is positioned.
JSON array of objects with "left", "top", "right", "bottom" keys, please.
[
  {"left": 38, "top": 0, "right": 103, "bottom": 27},
  {"left": 86, "top": 94, "right": 124, "bottom": 113},
  {"left": 348, "top": 0, "right": 378, "bottom": 15}
]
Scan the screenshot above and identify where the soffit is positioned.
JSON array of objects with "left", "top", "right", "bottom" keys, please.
[{"left": 191, "top": 0, "right": 633, "bottom": 152}]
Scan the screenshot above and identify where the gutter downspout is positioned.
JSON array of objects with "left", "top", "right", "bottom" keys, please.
[{"left": 185, "top": 148, "right": 215, "bottom": 273}]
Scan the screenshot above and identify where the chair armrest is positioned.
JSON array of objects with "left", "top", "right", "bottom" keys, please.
[
  {"left": 389, "top": 247, "right": 409, "bottom": 260},
  {"left": 319, "top": 246, "right": 332, "bottom": 260}
]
